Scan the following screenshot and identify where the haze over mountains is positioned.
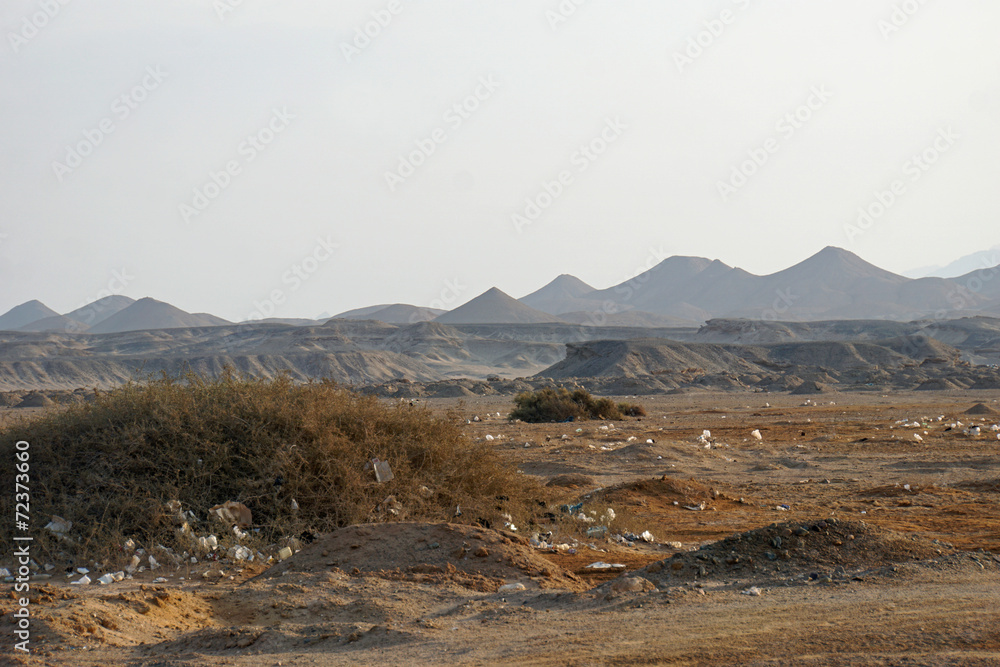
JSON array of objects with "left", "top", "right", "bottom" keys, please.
[{"left": 4, "top": 246, "right": 1000, "bottom": 334}]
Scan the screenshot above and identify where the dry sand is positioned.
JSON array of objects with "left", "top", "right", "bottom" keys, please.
[{"left": 4, "top": 390, "right": 1000, "bottom": 665}]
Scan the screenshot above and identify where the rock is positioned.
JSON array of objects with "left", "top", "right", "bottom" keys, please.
[
  {"left": 475, "top": 546, "right": 489, "bottom": 558},
  {"left": 498, "top": 582, "right": 526, "bottom": 593},
  {"left": 609, "top": 577, "right": 655, "bottom": 595}
]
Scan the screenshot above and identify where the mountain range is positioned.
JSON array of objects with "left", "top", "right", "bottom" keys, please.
[{"left": 4, "top": 246, "right": 1000, "bottom": 333}]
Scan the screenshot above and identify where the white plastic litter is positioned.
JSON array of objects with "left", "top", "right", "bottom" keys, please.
[
  {"left": 45, "top": 516, "right": 72, "bottom": 534},
  {"left": 97, "top": 574, "right": 115, "bottom": 585},
  {"left": 751, "top": 429, "right": 763, "bottom": 441},
  {"left": 741, "top": 586, "right": 762, "bottom": 596},
  {"left": 585, "top": 562, "right": 626, "bottom": 570},
  {"left": 71, "top": 575, "right": 91, "bottom": 585}
]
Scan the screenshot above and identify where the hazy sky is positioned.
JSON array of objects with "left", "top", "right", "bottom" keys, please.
[{"left": 2, "top": 0, "right": 999, "bottom": 322}]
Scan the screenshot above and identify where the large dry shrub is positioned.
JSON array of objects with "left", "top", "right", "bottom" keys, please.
[
  {"left": 510, "top": 387, "right": 627, "bottom": 423},
  {"left": 0, "top": 372, "right": 539, "bottom": 565}
]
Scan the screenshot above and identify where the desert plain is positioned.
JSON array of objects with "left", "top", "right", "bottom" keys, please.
[{"left": 4, "top": 389, "right": 999, "bottom": 666}]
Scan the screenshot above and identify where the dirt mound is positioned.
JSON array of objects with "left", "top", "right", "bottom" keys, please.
[
  {"left": 594, "top": 477, "right": 738, "bottom": 508},
  {"left": 16, "top": 391, "right": 54, "bottom": 408},
  {"left": 634, "top": 519, "right": 949, "bottom": 586},
  {"left": 790, "top": 380, "right": 828, "bottom": 395},
  {"left": 259, "top": 522, "right": 585, "bottom": 592},
  {"left": 915, "top": 378, "right": 961, "bottom": 391},
  {"left": 545, "top": 473, "right": 595, "bottom": 489},
  {"left": 964, "top": 402, "right": 999, "bottom": 416}
]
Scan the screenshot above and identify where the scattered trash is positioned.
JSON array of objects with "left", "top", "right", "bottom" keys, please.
[
  {"left": 646, "top": 439, "right": 654, "bottom": 444},
  {"left": 751, "top": 429, "right": 763, "bottom": 441},
  {"left": 560, "top": 502, "right": 584, "bottom": 515},
  {"left": 367, "top": 458, "right": 394, "bottom": 484},
  {"left": 601, "top": 508, "right": 616, "bottom": 523},
  {"left": 290, "top": 498, "right": 299, "bottom": 512},
  {"left": 683, "top": 503, "right": 706, "bottom": 511},
  {"left": 148, "top": 555, "right": 160, "bottom": 570},
  {"left": 586, "top": 526, "right": 608, "bottom": 538},
  {"left": 454, "top": 505, "right": 462, "bottom": 517},
  {"left": 640, "top": 530, "right": 655, "bottom": 543},
  {"left": 903, "top": 484, "right": 911, "bottom": 491},
  {"left": 45, "top": 516, "right": 72, "bottom": 534},
  {"left": 209, "top": 501, "right": 253, "bottom": 528},
  {"left": 666, "top": 541, "right": 683, "bottom": 549},
  {"left": 97, "top": 573, "right": 115, "bottom": 585},
  {"left": 70, "top": 575, "right": 91, "bottom": 585},
  {"left": 76, "top": 567, "right": 89, "bottom": 574},
  {"left": 498, "top": 582, "right": 525, "bottom": 593},
  {"left": 741, "top": 586, "right": 763, "bottom": 596},
  {"left": 277, "top": 546, "right": 293, "bottom": 561},
  {"left": 418, "top": 485, "right": 433, "bottom": 499},
  {"left": 152, "top": 577, "right": 168, "bottom": 584},
  {"left": 778, "top": 504, "right": 790, "bottom": 511},
  {"left": 228, "top": 545, "right": 253, "bottom": 562},
  {"left": 380, "top": 495, "right": 402, "bottom": 516},
  {"left": 585, "top": 562, "right": 626, "bottom": 570},
  {"left": 913, "top": 433, "right": 923, "bottom": 442},
  {"left": 485, "top": 435, "right": 495, "bottom": 441}
]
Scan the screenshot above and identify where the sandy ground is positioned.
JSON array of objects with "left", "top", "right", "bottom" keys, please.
[{"left": 4, "top": 390, "right": 1000, "bottom": 665}]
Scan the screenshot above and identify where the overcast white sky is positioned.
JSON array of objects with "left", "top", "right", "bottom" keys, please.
[{"left": 2, "top": 0, "right": 999, "bottom": 321}]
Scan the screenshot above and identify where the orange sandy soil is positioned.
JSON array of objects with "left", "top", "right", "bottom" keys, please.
[{"left": 4, "top": 390, "right": 1000, "bottom": 666}]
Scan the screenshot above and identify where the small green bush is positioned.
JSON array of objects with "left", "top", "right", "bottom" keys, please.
[{"left": 509, "top": 387, "right": 631, "bottom": 423}]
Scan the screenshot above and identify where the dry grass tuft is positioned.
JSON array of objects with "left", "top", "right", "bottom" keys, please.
[{"left": 0, "top": 372, "right": 541, "bottom": 566}]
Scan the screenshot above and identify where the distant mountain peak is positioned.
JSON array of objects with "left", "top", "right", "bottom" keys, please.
[
  {"left": 436, "top": 287, "right": 562, "bottom": 324},
  {"left": 0, "top": 300, "right": 60, "bottom": 331}
]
